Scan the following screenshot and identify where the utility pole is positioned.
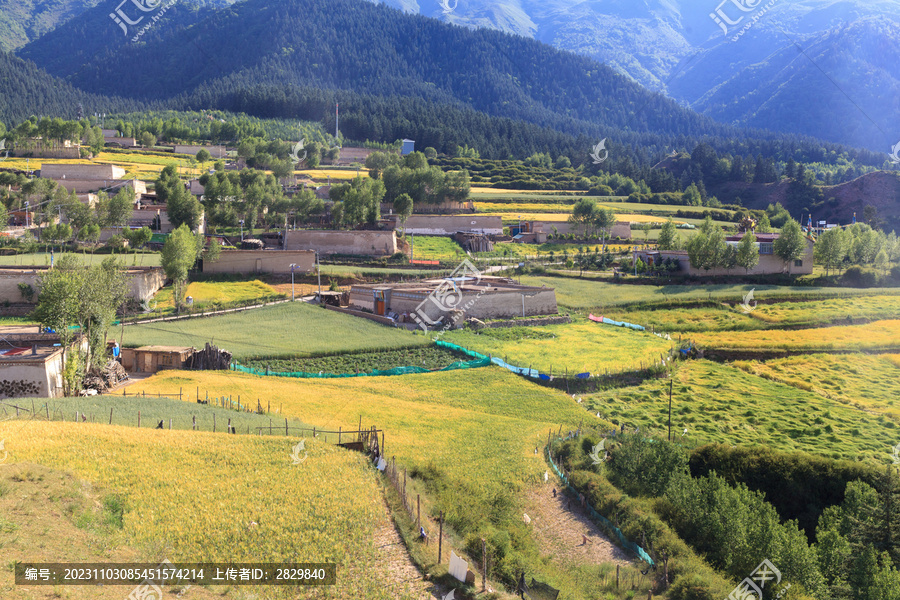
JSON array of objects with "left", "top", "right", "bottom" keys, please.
[{"left": 315, "top": 250, "right": 322, "bottom": 300}]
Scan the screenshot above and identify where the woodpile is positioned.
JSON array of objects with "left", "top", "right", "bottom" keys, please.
[
  {"left": 83, "top": 359, "right": 129, "bottom": 392},
  {"left": 184, "top": 342, "right": 232, "bottom": 370}
]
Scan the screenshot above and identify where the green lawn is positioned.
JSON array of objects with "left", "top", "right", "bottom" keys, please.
[
  {"left": 122, "top": 301, "right": 429, "bottom": 359},
  {"left": 587, "top": 360, "right": 899, "bottom": 464}
]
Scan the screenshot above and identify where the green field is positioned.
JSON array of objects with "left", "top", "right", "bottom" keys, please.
[
  {"left": 586, "top": 360, "right": 898, "bottom": 463},
  {"left": 734, "top": 353, "right": 900, "bottom": 421},
  {"left": 122, "top": 301, "right": 429, "bottom": 359},
  {"left": 442, "top": 319, "right": 673, "bottom": 374},
  {"left": 242, "top": 344, "right": 465, "bottom": 374},
  {"left": 603, "top": 295, "right": 900, "bottom": 333},
  {"left": 407, "top": 235, "right": 466, "bottom": 261},
  {"left": 6, "top": 395, "right": 311, "bottom": 433},
  {"left": 520, "top": 275, "right": 896, "bottom": 311}
]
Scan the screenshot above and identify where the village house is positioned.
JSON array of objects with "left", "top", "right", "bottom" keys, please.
[{"left": 349, "top": 275, "right": 558, "bottom": 325}]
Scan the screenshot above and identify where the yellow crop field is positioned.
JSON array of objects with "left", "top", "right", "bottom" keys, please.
[
  {"left": 129, "top": 368, "right": 608, "bottom": 594},
  {"left": 0, "top": 421, "right": 399, "bottom": 599},
  {"left": 152, "top": 280, "right": 284, "bottom": 309},
  {"left": 690, "top": 320, "right": 900, "bottom": 352},
  {"left": 298, "top": 169, "right": 361, "bottom": 180},
  {"left": 443, "top": 320, "right": 674, "bottom": 375},
  {"left": 475, "top": 202, "right": 574, "bottom": 212},
  {"left": 748, "top": 295, "right": 900, "bottom": 325}
]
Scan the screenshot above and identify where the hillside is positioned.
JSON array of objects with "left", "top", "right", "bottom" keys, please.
[
  {"left": 373, "top": 0, "right": 900, "bottom": 151},
  {"left": 0, "top": 52, "right": 142, "bottom": 125},
  {"left": 14, "top": 0, "right": 874, "bottom": 166},
  {"left": 709, "top": 170, "right": 900, "bottom": 231}
]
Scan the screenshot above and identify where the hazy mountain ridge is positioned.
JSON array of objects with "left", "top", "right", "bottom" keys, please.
[{"left": 374, "top": 0, "right": 900, "bottom": 150}]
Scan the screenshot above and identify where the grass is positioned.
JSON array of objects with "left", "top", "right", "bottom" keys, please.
[
  {"left": 442, "top": 319, "right": 673, "bottom": 374},
  {"left": 319, "top": 264, "right": 449, "bottom": 276},
  {"left": 478, "top": 242, "right": 631, "bottom": 259},
  {"left": 242, "top": 345, "right": 467, "bottom": 374},
  {"left": 407, "top": 235, "right": 466, "bottom": 261},
  {"left": 0, "top": 251, "right": 161, "bottom": 267},
  {"left": 129, "top": 367, "right": 615, "bottom": 598},
  {"left": 604, "top": 295, "right": 900, "bottom": 333},
  {"left": 585, "top": 360, "right": 898, "bottom": 464},
  {"left": 0, "top": 420, "right": 393, "bottom": 599},
  {"left": 733, "top": 353, "right": 900, "bottom": 421},
  {"left": 3, "top": 394, "right": 312, "bottom": 433},
  {"left": 690, "top": 320, "right": 900, "bottom": 353},
  {"left": 518, "top": 275, "right": 897, "bottom": 311},
  {"left": 151, "top": 280, "right": 285, "bottom": 310},
  {"left": 298, "top": 168, "right": 362, "bottom": 180},
  {"left": 122, "top": 301, "right": 430, "bottom": 359}
]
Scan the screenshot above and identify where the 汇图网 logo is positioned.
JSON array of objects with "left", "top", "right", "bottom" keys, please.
[
  {"left": 588, "top": 439, "right": 606, "bottom": 465},
  {"left": 590, "top": 139, "right": 608, "bottom": 164},
  {"left": 411, "top": 259, "right": 483, "bottom": 332},
  {"left": 740, "top": 288, "right": 757, "bottom": 313}
]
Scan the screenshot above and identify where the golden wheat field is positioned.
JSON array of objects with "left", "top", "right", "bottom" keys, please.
[
  {"left": 0, "top": 421, "right": 413, "bottom": 600},
  {"left": 690, "top": 320, "right": 900, "bottom": 352}
]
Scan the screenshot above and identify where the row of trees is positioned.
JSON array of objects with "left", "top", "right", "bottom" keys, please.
[
  {"left": 193, "top": 166, "right": 325, "bottom": 233},
  {"left": 673, "top": 216, "right": 808, "bottom": 273},
  {"left": 814, "top": 224, "right": 900, "bottom": 276},
  {"left": 2, "top": 116, "right": 105, "bottom": 155}
]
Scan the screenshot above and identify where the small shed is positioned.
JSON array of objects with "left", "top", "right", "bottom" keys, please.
[
  {"left": 401, "top": 139, "right": 415, "bottom": 155},
  {"left": 121, "top": 346, "right": 195, "bottom": 373}
]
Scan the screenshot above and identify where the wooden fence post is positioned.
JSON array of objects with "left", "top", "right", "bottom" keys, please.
[
  {"left": 138, "top": 411, "right": 141, "bottom": 428},
  {"left": 438, "top": 511, "right": 444, "bottom": 563},
  {"left": 192, "top": 416, "right": 196, "bottom": 431},
  {"left": 46, "top": 404, "right": 50, "bottom": 420},
  {"left": 109, "top": 407, "right": 114, "bottom": 425},
  {"left": 416, "top": 494, "right": 420, "bottom": 527},
  {"left": 169, "top": 418, "right": 172, "bottom": 430},
  {"left": 213, "top": 413, "right": 216, "bottom": 432}
]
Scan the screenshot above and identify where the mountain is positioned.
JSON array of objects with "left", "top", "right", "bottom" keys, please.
[
  {"left": 15, "top": 0, "right": 879, "bottom": 167},
  {"left": 371, "top": 0, "right": 900, "bottom": 152},
  {"left": 0, "top": 52, "right": 142, "bottom": 126},
  {"left": 0, "top": 0, "right": 235, "bottom": 51}
]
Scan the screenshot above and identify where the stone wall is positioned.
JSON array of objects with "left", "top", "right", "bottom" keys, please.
[
  {"left": 403, "top": 215, "right": 503, "bottom": 235},
  {"left": 40, "top": 164, "right": 125, "bottom": 179},
  {"left": 202, "top": 250, "right": 316, "bottom": 274},
  {"left": 0, "top": 267, "right": 164, "bottom": 304},
  {"left": 283, "top": 230, "right": 397, "bottom": 256}
]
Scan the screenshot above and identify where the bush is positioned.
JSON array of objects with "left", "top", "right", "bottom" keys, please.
[
  {"left": 668, "top": 573, "right": 718, "bottom": 600},
  {"left": 840, "top": 266, "right": 877, "bottom": 287}
]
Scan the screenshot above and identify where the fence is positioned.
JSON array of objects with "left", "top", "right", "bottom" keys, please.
[{"left": 546, "top": 436, "right": 654, "bottom": 567}]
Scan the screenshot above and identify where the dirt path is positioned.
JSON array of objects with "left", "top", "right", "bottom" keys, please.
[
  {"left": 525, "top": 485, "right": 631, "bottom": 567},
  {"left": 373, "top": 501, "right": 444, "bottom": 600}
]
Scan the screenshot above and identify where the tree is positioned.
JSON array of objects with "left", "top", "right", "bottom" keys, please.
[
  {"left": 161, "top": 225, "right": 203, "bottom": 314},
  {"left": 423, "top": 147, "right": 437, "bottom": 159},
  {"left": 32, "top": 255, "right": 83, "bottom": 395},
  {"left": 814, "top": 227, "right": 846, "bottom": 276},
  {"left": 105, "top": 185, "right": 135, "bottom": 231},
  {"left": 657, "top": 218, "right": 679, "bottom": 251},
  {"left": 141, "top": 131, "right": 157, "bottom": 149},
  {"left": 569, "top": 198, "right": 597, "bottom": 238},
  {"left": 774, "top": 219, "right": 807, "bottom": 273},
  {"left": 167, "top": 183, "right": 202, "bottom": 231},
  {"left": 196, "top": 149, "right": 211, "bottom": 164},
  {"left": 77, "top": 257, "right": 129, "bottom": 372},
  {"left": 757, "top": 213, "right": 773, "bottom": 233},
  {"left": 875, "top": 248, "right": 889, "bottom": 275},
  {"left": 736, "top": 231, "right": 759, "bottom": 273},
  {"left": 393, "top": 193, "right": 414, "bottom": 234},
  {"left": 682, "top": 182, "right": 701, "bottom": 206},
  {"left": 686, "top": 219, "right": 727, "bottom": 271},
  {"left": 641, "top": 222, "right": 652, "bottom": 241}
]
